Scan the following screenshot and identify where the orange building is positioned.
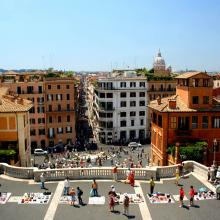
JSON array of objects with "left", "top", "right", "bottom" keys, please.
[
  {"left": 0, "top": 87, "right": 32, "bottom": 166},
  {"left": 148, "top": 72, "right": 220, "bottom": 166}
]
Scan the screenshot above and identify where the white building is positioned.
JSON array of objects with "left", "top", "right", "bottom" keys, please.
[{"left": 90, "top": 70, "right": 148, "bottom": 144}]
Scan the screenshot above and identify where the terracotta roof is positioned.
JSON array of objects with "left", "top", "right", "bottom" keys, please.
[
  {"left": 148, "top": 95, "right": 220, "bottom": 112},
  {"left": 0, "top": 88, "right": 32, "bottom": 113},
  {"left": 175, "top": 72, "right": 202, "bottom": 79}
]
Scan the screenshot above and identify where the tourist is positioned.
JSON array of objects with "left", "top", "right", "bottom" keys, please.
[
  {"left": 69, "top": 188, "right": 76, "bottom": 206},
  {"left": 179, "top": 187, "right": 185, "bottom": 207},
  {"left": 123, "top": 194, "right": 129, "bottom": 216},
  {"left": 175, "top": 167, "right": 180, "bottom": 186},
  {"left": 130, "top": 170, "right": 135, "bottom": 187},
  {"left": 63, "top": 177, "right": 70, "bottom": 196},
  {"left": 91, "top": 179, "right": 98, "bottom": 197},
  {"left": 188, "top": 185, "right": 195, "bottom": 207},
  {"left": 207, "top": 167, "right": 211, "bottom": 181},
  {"left": 112, "top": 165, "right": 118, "bottom": 182},
  {"left": 150, "top": 177, "right": 155, "bottom": 195},
  {"left": 109, "top": 194, "right": 115, "bottom": 212},
  {"left": 40, "top": 173, "right": 48, "bottom": 190},
  {"left": 77, "top": 186, "right": 83, "bottom": 205}
]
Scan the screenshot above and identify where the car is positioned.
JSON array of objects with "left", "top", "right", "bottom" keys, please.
[
  {"left": 34, "top": 149, "right": 48, "bottom": 156},
  {"left": 128, "top": 142, "right": 142, "bottom": 149}
]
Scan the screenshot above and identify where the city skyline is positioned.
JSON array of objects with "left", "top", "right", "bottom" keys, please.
[{"left": 1, "top": 0, "right": 220, "bottom": 71}]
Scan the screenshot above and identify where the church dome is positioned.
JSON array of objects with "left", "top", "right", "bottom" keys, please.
[{"left": 153, "top": 50, "right": 166, "bottom": 70}]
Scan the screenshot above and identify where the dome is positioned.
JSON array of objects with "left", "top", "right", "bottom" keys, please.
[{"left": 153, "top": 50, "right": 166, "bottom": 70}]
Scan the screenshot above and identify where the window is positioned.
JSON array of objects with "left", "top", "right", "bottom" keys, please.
[
  {"left": 203, "top": 79, "right": 209, "bottom": 87},
  {"left": 139, "top": 111, "right": 145, "bottom": 116},
  {"left": 139, "top": 82, "right": 145, "bottom": 87},
  {"left": 38, "top": 118, "right": 45, "bottom": 124},
  {"left": 120, "top": 120, "right": 126, "bottom": 127},
  {"left": 56, "top": 94, "right": 62, "bottom": 101},
  {"left": 27, "top": 86, "right": 34, "bottom": 94},
  {"left": 130, "top": 92, "right": 136, "bottom": 97},
  {"left": 67, "top": 104, "right": 70, "bottom": 111},
  {"left": 38, "top": 86, "right": 43, "bottom": 93},
  {"left": 178, "top": 117, "right": 189, "bottom": 130},
  {"left": 120, "top": 92, "right": 126, "bottom": 98},
  {"left": 30, "top": 129, "right": 36, "bottom": 136},
  {"left": 17, "top": 86, "right": 21, "bottom": 94},
  {"left": 37, "top": 97, "right": 44, "bottom": 103},
  {"left": 67, "top": 115, "right": 71, "bottom": 122},
  {"left": 158, "top": 115, "right": 162, "bottom": 127},
  {"left": 57, "top": 127, "right": 63, "bottom": 134},
  {"left": 66, "top": 94, "right": 70, "bottom": 100},
  {"left": 47, "top": 94, "right": 53, "bottom": 101},
  {"left": 203, "top": 96, "right": 209, "bottom": 104},
  {"left": 57, "top": 85, "right": 61, "bottom": 89},
  {"left": 140, "top": 119, "right": 144, "bottom": 126},
  {"left": 192, "top": 96, "right": 199, "bottom": 104},
  {"left": 58, "top": 104, "right": 61, "bottom": 111},
  {"left": 212, "top": 117, "right": 220, "bottom": 128},
  {"left": 192, "top": 79, "right": 199, "bottom": 87},
  {"left": 130, "top": 82, "right": 136, "bottom": 87},
  {"left": 39, "top": 129, "right": 45, "bottom": 135},
  {"left": 131, "top": 120, "right": 134, "bottom": 126},
  {"left": 58, "top": 116, "right": 62, "bottom": 123},
  {"left": 107, "top": 93, "right": 113, "bottom": 98},
  {"left": 130, "top": 101, "right": 136, "bottom": 107},
  {"left": 48, "top": 105, "right": 52, "bottom": 112},
  {"left": 49, "top": 116, "right": 53, "bottom": 123},
  {"left": 192, "top": 116, "right": 198, "bottom": 129},
  {"left": 153, "top": 112, "right": 157, "bottom": 124},
  {"left": 213, "top": 140, "right": 220, "bottom": 152},
  {"left": 130, "top": 111, "right": 136, "bottom": 117},
  {"left": 37, "top": 106, "right": 44, "bottom": 113},
  {"left": 120, "top": 112, "right": 126, "bottom": 117},
  {"left": 120, "top": 101, "right": 126, "bottom": 107},
  {"left": 100, "top": 93, "right": 105, "bottom": 98},
  {"left": 66, "top": 85, "right": 70, "bottom": 89},
  {"left": 139, "top": 92, "right": 145, "bottom": 97},
  {"left": 30, "top": 107, "right": 35, "bottom": 113},
  {"left": 48, "top": 85, "right": 51, "bottom": 89},
  {"left": 48, "top": 128, "right": 54, "bottom": 138},
  {"left": 66, "top": 126, "right": 72, "bottom": 133},
  {"left": 30, "top": 118, "right": 35, "bottom": 124},
  {"left": 139, "top": 101, "right": 145, "bottom": 106},
  {"left": 202, "top": 116, "right": 208, "bottom": 128},
  {"left": 120, "top": 82, "right": 126, "bottom": 88}
]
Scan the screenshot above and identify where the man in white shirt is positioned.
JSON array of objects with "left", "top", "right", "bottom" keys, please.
[{"left": 64, "top": 177, "right": 70, "bottom": 195}]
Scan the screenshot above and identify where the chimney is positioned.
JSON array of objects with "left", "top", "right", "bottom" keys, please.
[
  {"left": 168, "top": 99, "right": 176, "bottom": 109},
  {"left": 156, "top": 96, "right": 161, "bottom": 105}
]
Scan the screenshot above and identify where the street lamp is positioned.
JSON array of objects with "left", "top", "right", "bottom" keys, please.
[{"left": 213, "top": 138, "right": 217, "bottom": 167}]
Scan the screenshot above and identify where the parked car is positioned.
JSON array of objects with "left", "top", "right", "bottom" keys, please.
[
  {"left": 34, "top": 149, "right": 48, "bottom": 156},
  {"left": 128, "top": 142, "right": 142, "bottom": 149}
]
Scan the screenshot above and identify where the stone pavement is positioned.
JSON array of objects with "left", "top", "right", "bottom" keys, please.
[{"left": 0, "top": 173, "right": 219, "bottom": 220}]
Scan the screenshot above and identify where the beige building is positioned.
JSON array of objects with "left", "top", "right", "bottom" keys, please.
[{"left": 0, "top": 87, "right": 32, "bottom": 166}]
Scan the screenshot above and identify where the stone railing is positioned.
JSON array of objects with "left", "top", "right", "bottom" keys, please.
[{"left": 0, "top": 161, "right": 208, "bottom": 182}]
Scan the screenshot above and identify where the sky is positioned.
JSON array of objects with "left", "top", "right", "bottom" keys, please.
[{"left": 0, "top": 0, "right": 220, "bottom": 71}]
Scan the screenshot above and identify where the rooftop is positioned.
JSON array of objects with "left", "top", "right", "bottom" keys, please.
[{"left": 175, "top": 71, "right": 211, "bottom": 79}]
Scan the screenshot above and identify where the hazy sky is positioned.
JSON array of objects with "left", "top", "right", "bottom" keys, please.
[{"left": 0, "top": 0, "right": 220, "bottom": 71}]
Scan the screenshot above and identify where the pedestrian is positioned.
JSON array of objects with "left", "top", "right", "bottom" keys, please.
[
  {"left": 216, "top": 184, "right": 220, "bottom": 200},
  {"left": 175, "top": 167, "right": 180, "bottom": 186},
  {"left": 150, "top": 177, "right": 155, "bottom": 195},
  {"left": 179, "top": 187, "right": 185, "bottom": 208},
  {"left": 109, "top": 194, "right": 115, "bottom": 212},
  {"left": 112, "top": 165, "right": 118, "bottom": 182},
  {"left": 69, "top": 188, "right": 76, "bottom": 206},
  {"left": 207, "top": 167, "right": 211, "bottom": 181},
  {"left": 63, "top": 177, "right": 70, "bottom": 196},
  {"left": 40, "top": 173, "right": 47, "bottom": 190},
  {"left": 91, "top": 179, "right": 98, "bottom": 197},
  {"left": 123, "top": 194, "right": 129, "bottom": 216},
  {"left": 77, "top": 186, "right": 83, "bottom": 205},
  {"left": 188, "top": 185, "right": 195, "bottom": 207}
]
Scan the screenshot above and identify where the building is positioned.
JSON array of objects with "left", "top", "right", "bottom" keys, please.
[
  {"left": 0, "top": 71, "right": 76, "bottom": 151},
  {"left": 148, "top": 72, "right": 220, "bottom": 166},
  {"left": 0, "top": 87, "right": 32, "bottom": 166},
  {"left": 89, "top": 70, "right": 148, "bottom": 144}
]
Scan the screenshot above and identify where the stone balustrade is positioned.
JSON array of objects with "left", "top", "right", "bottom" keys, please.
[{"left": 0, "top": 161, "right": 208, "bottom": 182}]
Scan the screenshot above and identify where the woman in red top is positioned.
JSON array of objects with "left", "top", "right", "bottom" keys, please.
[
  {"left": 189, "top": 185, "right": 195, "bottom": 207},
  {"left": 179, "top": 187, "right": 184, "bottom": 207}
]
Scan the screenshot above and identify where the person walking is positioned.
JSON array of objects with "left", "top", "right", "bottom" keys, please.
[
  {"left": 63, "top": 177, "right": 70, "bottom": 196},
  {"left": 179, "top": 187, "right": 185, "bottom": 207},
  {"left": 91, "top": 179, "right": 98, "bottom": 197},
  {"left": 123, "top": 194, "right": 129, "bottom": 216},
  {"left": 175, "top": 167, "right": 180, "bottom": 186},
  {"left": 149, "top": 177, "right": 155, "bottom": 195},
  {"left": 69, "top": 188, "right": 76, "bottom": 206},
  {"left": 189, "top": 185, "right": 195, "bottom": 207},
  {"left": 109, "top": 194, "right": 115, "bottom": 212},
  {"left": 77, "top": 186, "right": 83, "bottom": 205},
  {"left": 112, "top": 165, "right": 118, "bottom": 182},
  {"left": 40, "top": 173, "right": 48, "bottom": 190}
]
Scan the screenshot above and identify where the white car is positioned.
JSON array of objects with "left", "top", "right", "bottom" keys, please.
[
  {"left": 128, "top": 142, "right": 142, "bottom": 148},
  {"left": 34, "top": 149, "right": 48, "bottom": 156}
]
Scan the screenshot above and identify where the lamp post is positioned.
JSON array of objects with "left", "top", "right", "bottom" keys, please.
[{"left": 213, "top": 138, "right": 217, "bottom": 167}]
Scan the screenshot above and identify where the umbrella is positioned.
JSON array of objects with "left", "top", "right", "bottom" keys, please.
[{"left": 198, "top": 187, "right": 208, "bottom": 193}]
